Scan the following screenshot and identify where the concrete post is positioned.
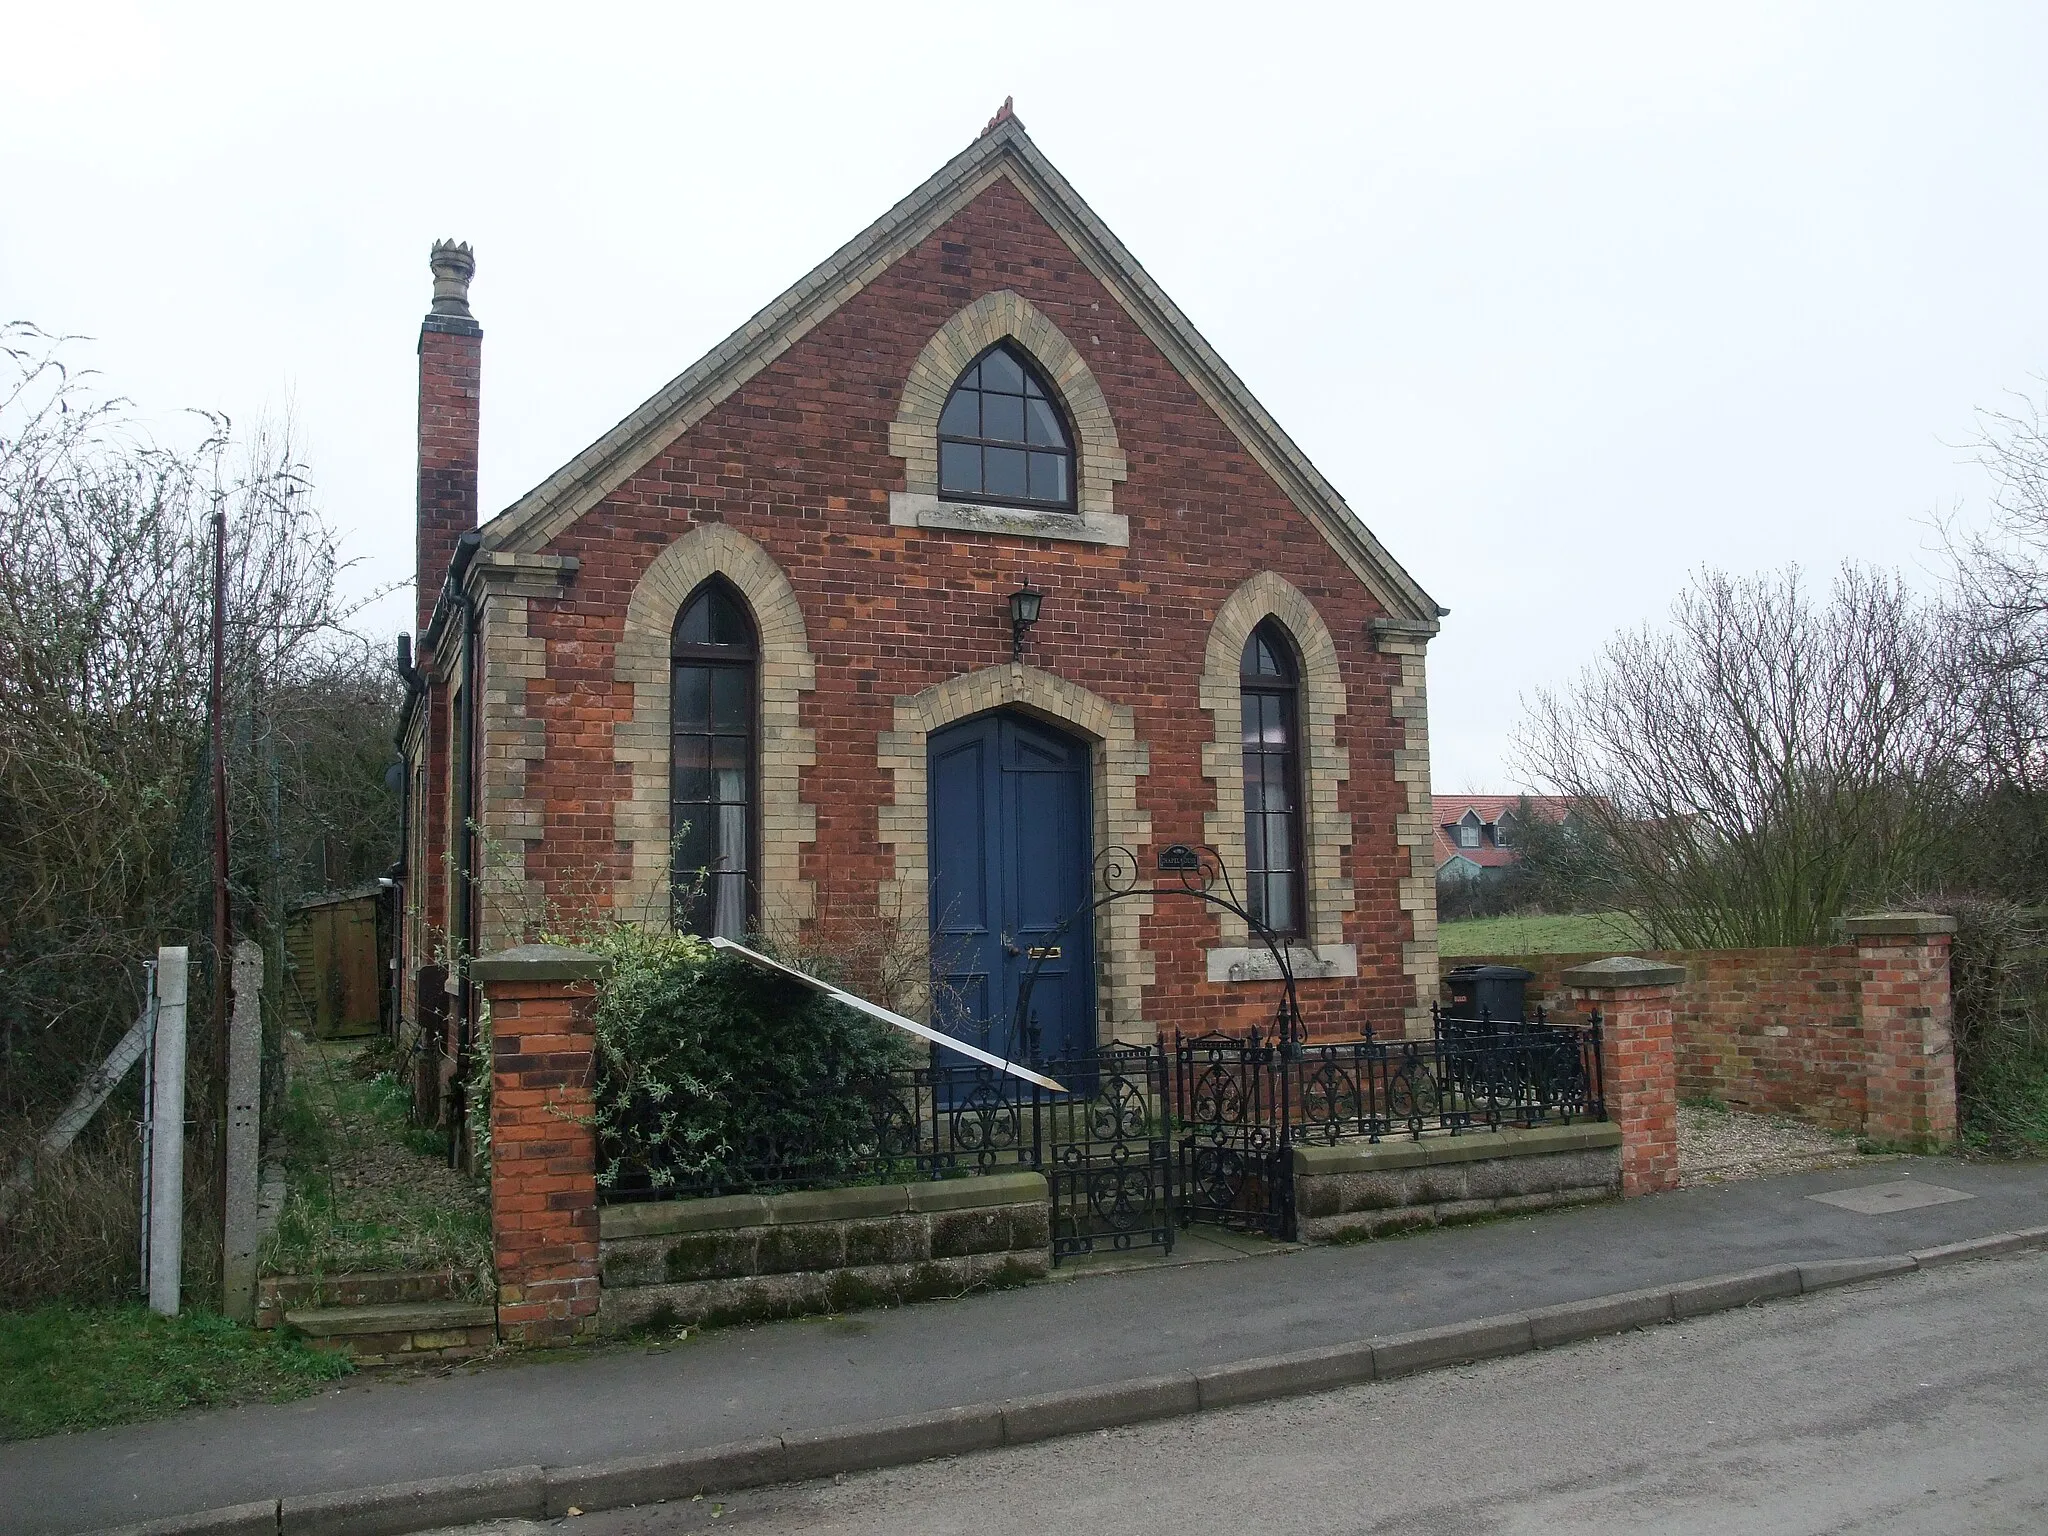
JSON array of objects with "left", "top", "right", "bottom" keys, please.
[
  {"left": 222, "top": 940, "right": 265, "bottom": 1322},
  {"left": 148, "top": 947, "right": 189, "bottom": 1317},
  {"left": 1846, "top": 912, "right": 1958, "bottom": 1147},
  {"left": 471, "top": 944, "right": 609, "bottom": 1346},
  {"left": 1562, "top": 955, "right": 1684, "bottom": 1198}
]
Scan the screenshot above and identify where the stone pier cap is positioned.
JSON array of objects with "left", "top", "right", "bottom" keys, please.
[
  {"left": 1560, "top": 955, "right": 1687, "bottom": 989},
  {"left": 469, "top": 943, "right": 611, "bottom": 983},
  {"left": 1842, "top": 912, "right": 1957, "bottom": 939}
]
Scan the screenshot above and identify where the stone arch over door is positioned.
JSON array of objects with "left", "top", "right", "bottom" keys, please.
[
  {"left": 879, "top": 664, "right": 1153, "bottom": 1043},
  {"left": 1200, "top": 572, "right": 1355, "bottom": 969},
  {"left": 613, "top": 522, "right": 816, "bottom": 932}
]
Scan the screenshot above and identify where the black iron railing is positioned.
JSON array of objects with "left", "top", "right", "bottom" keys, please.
[
  {"left": 601, "top": 1045, "right": 1174, "bottom": 1263},
  {"left": 1289, "top": 1008, "right": 1604, "bottom": 1147}
]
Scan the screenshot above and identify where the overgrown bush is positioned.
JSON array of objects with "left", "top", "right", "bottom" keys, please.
[
  {"left": 1942, "top": 898, "right": 2048, "bottom": 1156},
  {"left": 583, "top": 927, "right": 910, "bottom": 1198}
]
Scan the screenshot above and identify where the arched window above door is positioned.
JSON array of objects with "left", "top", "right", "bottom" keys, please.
[
  {"left": 671, "top": 579, "right": 758, "bottom": 938},
  {"left": 937, "top": 343, "right": 1075, "bottom": 510},
  {"left": 1240, "top": 619, "right": 1306, "bottom": 938}
]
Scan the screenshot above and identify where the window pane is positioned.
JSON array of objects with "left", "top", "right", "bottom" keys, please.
[
  {"left": 1262, "top": 875, "right": 1295, "bottom": 934},
  {"left": 674, "top": 666, "right": 711, "bottom": 728},
  {"left": 1263, "top": 811, "right": 1293, "bottom": 872},
  {"left": 675, "top": 599, "right": 710, "bottom": 646},
  {"left": 718, "top": 803, "right": 748, "bottom": 871},
  {"left": 1264, "top": 697, "right": 1290, "bottom": 746},
  {"left": 940, "top": 440, "right": 981, "bottom": 495},
  {"left": 1244, "top": 807, "right": 1266, "bottom": 871},
  {"left": 672, "top": 810, "right": 715, "bottom": 874},
  {"left": 980, "top": 348, "right": 1024, "bottom": 393},
  {"left": 707, "top": 590, "right": 751, "bottom": 646},
  {"left": 1024, "top": 396, "right": 1065, "bottom": 447},
  {"left": 983, "top": 446, "right": 1027, "bottom": 498},
  {"left": 711, "top": 666, "right": 748, "bottom": 728},
  {"left": 980, "top": 391, "right": 1025, "bottom": 443},
  {"left": 672, "top": 753, "right": 712, "bottom": 803},
  {"left": 939, "top": 388, "right": 979, "bottom": 437},
  {"left": 711, "top": 734, "right": 748, "bottom": 774},
  {"left": 1028, "top": 452, "right": 1067, "bottom": 502}
]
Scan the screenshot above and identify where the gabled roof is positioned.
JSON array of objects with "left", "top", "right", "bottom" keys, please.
[
  {"left": 1432, "top": 793, "right": 1578, "bottom": 870},
  {"left": 478, "top": 112, "right": 1439, "bottom": 626}
]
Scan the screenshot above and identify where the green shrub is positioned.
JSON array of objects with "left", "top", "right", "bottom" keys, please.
[{"left": 582, "top": 927, "right": 908, "bottom": 1198}]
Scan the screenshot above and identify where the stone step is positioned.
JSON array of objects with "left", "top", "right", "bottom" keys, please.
[{"left": 284, "top": 1301, "right": 498, "bottom": 1366}]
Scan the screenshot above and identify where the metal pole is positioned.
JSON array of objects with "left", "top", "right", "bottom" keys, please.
[
  {"left": 222, "top": 940, "right": 264, "bottom": 1321},
  {"left": 148, "top": 947, "right": 189, "bottom": 1317},
  {"left": 210, "top": 503, "right": 231, "bottom": 1306},
  {"left": 137, "top": 959, "right": 158, "bottom": 1295}
]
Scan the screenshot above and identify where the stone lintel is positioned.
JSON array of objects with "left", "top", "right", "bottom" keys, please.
[{"left": 1561, "top": 955, "right": 1687, "bottom": 990}]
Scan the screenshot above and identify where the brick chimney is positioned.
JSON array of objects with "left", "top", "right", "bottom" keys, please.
[{"left": 417, "top": 240, "right": 482, "bottom": 638}]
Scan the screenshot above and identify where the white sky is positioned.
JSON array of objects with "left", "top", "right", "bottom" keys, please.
[{"left": 6, "top": 2, "right": 2045, "bottom": 789}]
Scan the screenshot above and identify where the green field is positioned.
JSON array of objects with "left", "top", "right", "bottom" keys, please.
[{"left": 1439, "top": 912, "right": 1646, "bottom": 957}]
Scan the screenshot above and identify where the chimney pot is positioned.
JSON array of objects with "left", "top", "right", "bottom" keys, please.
[{"left": 429, "top": 240, "right": 476, "bottom": 318}]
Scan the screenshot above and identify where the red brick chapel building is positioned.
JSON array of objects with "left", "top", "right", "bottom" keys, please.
[{"left": 395, "top": 106, "right": 1445, "bottom": 1108}]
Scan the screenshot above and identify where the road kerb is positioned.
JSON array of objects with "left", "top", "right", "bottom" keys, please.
[
  {"left": 1000, "top": 1373, "right": 1200, "bottom": 1445},
  {"left": 279, "top": 1465, "right": 544, "bottom": 1536},
  {"left": 1668, "top": 1264, "right": 1802, "bottom": 1318},
  {"left": 780, "top": 1406, "right": 1006, "bottom": 1482},
  {"left": 1526, "top": 1286, "right": 1673, "bottom": 1347},
  {"left": 1371, "top": 1313, "right": 1533, "bottom": 1378},
  {"left": 88, "top": 1235, "right": 2048, "bottom": 1536},
  {"left": 96, "top": 1502, "right": 281, "bottom": 1536},
  {"left": 541, "top": 1437, "right": 785, "bottom": 1518},
  {"left": 1195, "top": 1339, "right": 1377, "bottom": 1410},
  {"left": 1797, "top": 1254, "right": 1919, "bottom": 1291},
  {"left": 1909, "top": 1223, "right": 2048, "bottom": 1268}
]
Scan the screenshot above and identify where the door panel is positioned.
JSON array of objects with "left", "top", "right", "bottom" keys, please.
[{"left": 928, "top": 712, "right": 1093, "bottom": 1062}]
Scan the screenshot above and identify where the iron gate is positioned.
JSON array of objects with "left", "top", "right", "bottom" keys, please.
[
  {"left": 1042, "top": 1043, "right": 1175, "bottom": 1261},
  {"left": 1172, "top": 1030, "right": 1294, "bottom": 1239}
]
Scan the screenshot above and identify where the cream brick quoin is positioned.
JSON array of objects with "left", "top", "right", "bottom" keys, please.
[
  {"left": 612, "top": 524, "right": 817, "bottom": 933},
  {"left": 1376, "top": 620, "right": 1440, "bottom": 1038},
  {"left": 888, "top": 290, "right": 1130, "bottom": 545},
  {"left": 878, "top": 664, "right": 1154, "bottom": 1045},
  {"left": 1200, "top": 573, "right": 1356, "bottom": 978}
]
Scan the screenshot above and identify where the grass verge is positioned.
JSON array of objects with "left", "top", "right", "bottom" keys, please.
[
  {"left": 0, "top": 1305, "right": 350, "bottom": 1441},
  {"left": 1439, "top": 911, "right": 1646, "bottom": 957}
]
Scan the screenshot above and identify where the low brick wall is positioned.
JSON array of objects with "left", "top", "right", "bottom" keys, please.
[
  {"left": 1474, "top": 947, "right": 1867, "bottom": 1132},
  {"left": 1292, "top": 1122, "right": 1622, "bottom": 1242},
  {"left": 597, "top": 1171, "right": 1051, "bottom": 1332}
]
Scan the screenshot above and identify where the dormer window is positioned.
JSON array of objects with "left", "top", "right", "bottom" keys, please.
[
  {"left": 937, "top": 343, "right": 1075, "bottom": 510},
  {"left": 1456, "top": 812, "right": 1482, "bottom": 849},
  {"left": 1494, "top": 812, "right": 1516, "bottom": 848}
]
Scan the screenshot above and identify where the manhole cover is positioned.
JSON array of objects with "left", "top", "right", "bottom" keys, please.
[{"left": 1805, "top": 1180, "right": 1976, "bottom": 1215}]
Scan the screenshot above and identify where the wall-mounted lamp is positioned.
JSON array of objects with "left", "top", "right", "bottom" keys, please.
[{"left": 1008, "top": 587, "right": 1044, "bottom": 662}]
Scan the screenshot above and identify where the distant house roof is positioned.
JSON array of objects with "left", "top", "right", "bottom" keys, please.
[{"left": 1431, "top": 794, "right": 1577, "bottom": 872}]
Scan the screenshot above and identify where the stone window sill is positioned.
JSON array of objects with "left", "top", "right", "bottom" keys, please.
[
  {"left": 889, "top": 491, "right": 1128, "bottom": 548},
  {"left": 1206, "top": 943, "right": 1358, "bottom": 984}
]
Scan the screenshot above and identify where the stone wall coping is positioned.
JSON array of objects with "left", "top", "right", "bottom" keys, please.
[
  {"left": 1560, "top": 955, "right": 1687, "bottom": 989},
  {"left": 598, "top": 1170, "right": 1050, "bottom": 1242},
  {"left": 1843, "top": 912, "right": 1958, "bottom": 938},
  {"left": 470, "top": 944, "right": 611, "bottom": 983},
  {"left": 1290, "top": 1120, "right": 1621, "bottom": 1176}
]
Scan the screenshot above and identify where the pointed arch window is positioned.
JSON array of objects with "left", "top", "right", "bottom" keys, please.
[
  {"left": 1241, "top": 620, "right": 1306, "bottom": 937},
  {"left": 937, "top": 343, "right": 1075, "bottom": 509},
  {"left": 671, "top": 579, "right": 757, "bottom": 938}
]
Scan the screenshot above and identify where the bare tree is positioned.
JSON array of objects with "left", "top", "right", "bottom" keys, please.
[
  {"left": 0, "top": 323, "right": 391, "bottom": 1129},
  {"left": 1515, "top": 564, "right": 1959, "bottom": 948}
]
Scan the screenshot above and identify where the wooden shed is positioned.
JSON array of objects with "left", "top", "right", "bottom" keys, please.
[{"left": 283, "top": 883, "right": 392, "bottom": 1038}]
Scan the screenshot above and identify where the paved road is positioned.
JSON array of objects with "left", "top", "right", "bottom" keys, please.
[{"left": 492, "top": 1249, "right": 2048, "bottom": 1536}]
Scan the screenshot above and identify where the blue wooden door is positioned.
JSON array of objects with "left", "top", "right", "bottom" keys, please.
[{"left": 928, "top": 712, "right": 1094, "bottom": 1062}]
